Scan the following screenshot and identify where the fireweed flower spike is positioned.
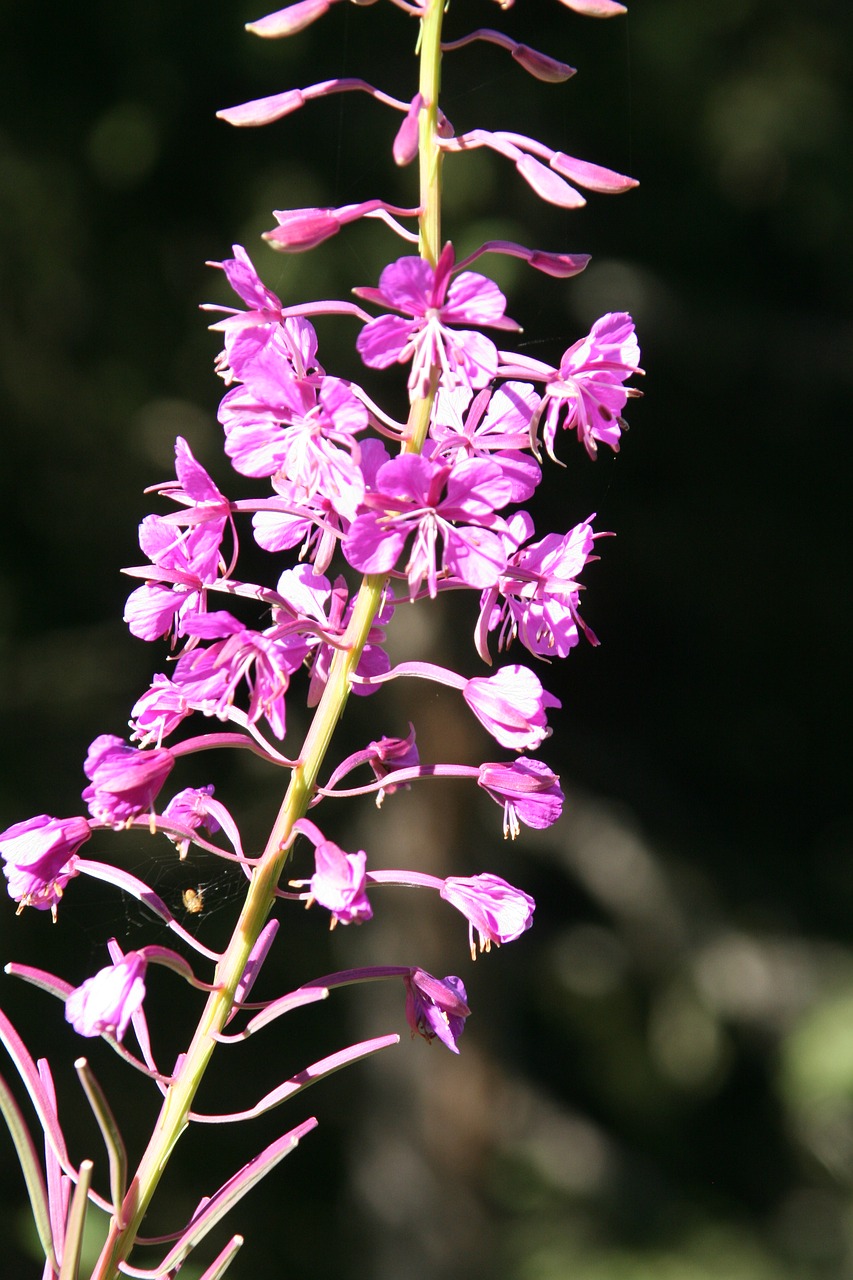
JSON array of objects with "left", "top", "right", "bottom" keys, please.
[{"left": 0, "top": 1, "right": 639, "bottom": 1274}]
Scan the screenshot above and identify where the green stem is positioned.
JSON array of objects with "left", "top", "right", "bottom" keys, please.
[
  {"left": 92, "top": 4, "right": 448, "bottom": 1275},
  {"left": 417, "top": 0, "right": 444, "bottom": 266}
]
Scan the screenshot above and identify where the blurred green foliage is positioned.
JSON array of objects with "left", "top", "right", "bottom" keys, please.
[{"left": 2, "top": 1, "right": 852, "bottom": 1277}]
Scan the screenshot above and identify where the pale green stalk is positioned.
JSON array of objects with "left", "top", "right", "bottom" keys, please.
[{"left": 91, "top": 4, "right": 446, "bottom": 1276}]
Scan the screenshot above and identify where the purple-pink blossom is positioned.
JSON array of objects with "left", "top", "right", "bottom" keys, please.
[
  {"left": 129, "top": 674, "right": 193, "bottom": 747},
  {"left": 542, "top": 312, "right": 641, "bottom": 458},
  {"left": 273, "top": 565, "right": 391, "bottom": 705},
  {"left": 82, "top": 736, "right": 175, "bottom": 828},
  {"left": 218, "top": 374, "right": 367, "bottom": 521},
  {"left": 293, "top": 819, "right": 372, "bottom": 926},
  {"left": 207, "top": 244, "right": 326, "bottom": 394},
  {"left": 440, "top": 873, "right": 535, "bottom": 958},
  {"left": 477, "top": 758, "right": 564, "bottom": 838},
  {"left": 428, "top": 382, "right": 542, "bottom": 503},
  {"left": 263, "top": 199, "right": 419, "bottom": 251},
  {"left": 123, "top": 505, "right": 227, "bottom": 644},
  {"left": 501, "top": 312, "right": 641, "bottom": 460},
  {"left": 343, "top": 452, "right": 512, "bottom": 599},
  {"left": 162, "top": 786, "right": 222, "bottom": 859},
  {"left": 354, "top": 243, "right": 519, "bottom": 400},
  {"left": 65, "top": 951, "right": 148, "bottom": 1041},
  {"left": 309, "top": 841, "right": 372, "bottom": 926},
  {"left": 463, "top": 664, "right": 561, "bottom": 751},
  {"left": 0, "top": 814, "right": 90, "bottom": 916},
  {"left": 172, "top": 609, "right": 308, "bottom": 740},
  {"left": 366, "top": 726, "right": 419, "bottom": 798},
  {"left": 403, "top": 969, "right": 470, "bottom": 1054},
  {"left": 477, "top": 512, "right": 601, "bottom": 661}
]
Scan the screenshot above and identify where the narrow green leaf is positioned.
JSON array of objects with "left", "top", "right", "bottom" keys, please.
[
  {"left": 0, "top": 1068, "right": 57, "bottom": 1272},
  {"left": 58, "top": 1159, "right": 93, "bottom": 1280},
  {"left": 74, "top": 1059, "right": 127, "bottom": 1221}
]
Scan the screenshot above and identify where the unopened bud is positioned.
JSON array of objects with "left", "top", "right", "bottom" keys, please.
[{"left": 246, "top": 0, "right": 331, "bottom": 38}]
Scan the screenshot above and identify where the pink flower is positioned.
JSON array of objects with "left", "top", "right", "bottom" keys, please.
[
  {"left": 478, "top": 513, "right": 601, "bottom": 661},
  {"left": 251, "top": 477, "right": 346, "bottom": 575},
  {"left": 263, "top": 199, "right": 419, "bottom": 251},
  {"left": 501, "top": 313, "right": 642, "bottom": 460},
  {"left": 245, "top": 0, "right": 334, "bottom": 41},
  {"left": 129, "top": 674, "right": 193, "bottom": 746},
  {"left": 65, "top": 951, "right": 147, "bottom": 1041},
  {"left": 541, "top": 312, "right": 641, "bottom": 458},
  {"left": 207, "top": 244, "right": 325, "bottom": 393},
  {"left": 218, "top": 374, "right": 366, "bottom": 521},
  {"left": 0, "top": 814, "right": 90, "bottom": 916},
  {"left": 82, "top": 735, "right": 175, "bottom": 828},
  {"left": 173, "top": 610, "right": 308, "bottom": 740},
  {"left": 354, "top": 243, "right": 519, "bottom": 400},
  {"left": 403, "top": 969, "right": 470, "bottom": 1054},
  {"left": 428, "top": 382, "right": 542, "bottom": 503},
  {"left": 309, "top": 840, "right": 372, "bottom": 926},
  {"left": 211, "top": 242, "right": 284, "bottom": 313},
  {"left": 440, "top": 873, "right": 535, "bottom": 958},
  {"left": 122, "top": 437, "right": 234, "bottom": 646},
  {"left": 274, "top": 565, "right": 391, "bottom": 705},
  {"left": 463, "top": 664, "right": 561, "bottom": 751},
  {"left": 477, "top": 758, "right": 564, "bottom": 837},
  {"left": 161, "top": 786, "right": 222, "bottom": 859},
  {"left": 343, "top": 453, "right": 512, "bottom": 598},
  {"left": 366, "top": 725, "right": 419, "bottom": 798},
  {"left": 293, "top": 818, "right": 372, "bottom": 926}
]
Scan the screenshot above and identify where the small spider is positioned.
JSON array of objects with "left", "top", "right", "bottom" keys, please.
[{"left": 182, "top": 886, "right": 204, "bottom": 915}]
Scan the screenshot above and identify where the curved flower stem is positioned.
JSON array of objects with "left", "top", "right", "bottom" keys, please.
[{"left": 91, "top": 2, "right": 449, "bottom": 1276}]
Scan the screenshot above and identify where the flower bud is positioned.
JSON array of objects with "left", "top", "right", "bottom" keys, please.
[{"left": 246, "top": 0, "right": 331, "bottom": 38}]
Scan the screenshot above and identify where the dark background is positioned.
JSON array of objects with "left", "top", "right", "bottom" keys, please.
[{"left": 2, "top": 1, "right": 852, "bottom": 1277}]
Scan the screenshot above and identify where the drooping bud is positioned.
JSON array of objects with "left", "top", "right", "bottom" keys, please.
[
  {"left": 557, "top": 0, "right": 627, "bottom": 16},
  {"left": 246, "top": 0, "right": 332, "bottom": 39},
  {"left": 217, "top": 89, "right": 306, "bottom": 128}
]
